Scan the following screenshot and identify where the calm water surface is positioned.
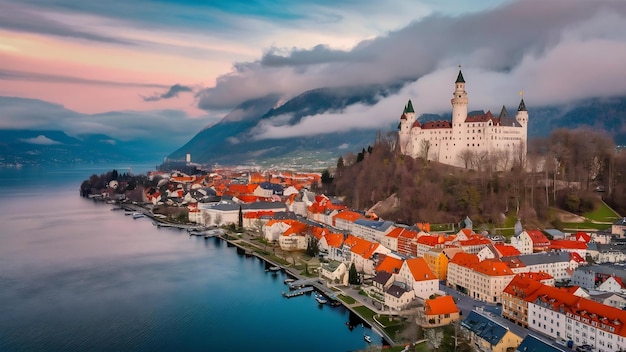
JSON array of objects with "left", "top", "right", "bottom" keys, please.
[{"left": 0, "top": 165, "right": 379, "bottom": 351}]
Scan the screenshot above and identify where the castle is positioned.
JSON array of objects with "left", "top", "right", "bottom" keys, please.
[{"left": 398, "top": 69, "right": 528, "bottom": 170}]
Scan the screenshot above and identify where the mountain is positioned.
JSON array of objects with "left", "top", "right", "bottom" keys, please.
[
  {"left": 171, "top": 83, "right": 626, "bottom": 167},
  {"left": 168, "top": 84, "right": 403, "bottom": 167},
  {"left": 0, "top": 129, "right": 169, "bottom": 166}
]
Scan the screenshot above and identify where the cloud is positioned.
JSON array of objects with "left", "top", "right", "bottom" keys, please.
[
  {"left": 0, "top": 96, "right": 218, "bottom": 146},
  {"left": 197, "top": 0, "right": 626, "bottom": 113},
  {"left": 19, "top": 135, "right": 62, "bottom": 145},
  {"left": 142, "top": 84, "right": 194, "bottom": 102},
  {"left": 0, "top": 69, "right": 168, "bottom": 88}
]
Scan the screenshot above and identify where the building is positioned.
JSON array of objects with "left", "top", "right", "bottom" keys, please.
[
  {"left": 422, "top": 295, "right": 460, "bottom": 327},
  {"left": 462, "top": 310, "right": 523, "bottom": 352},
  {"left": 447, "top": 254, "right": 516, "bottom": 303},
  {"left": 398, "top": 68, "right": 528, "bottom": 170},
  {"left": 398, "top": 257, "right": 438, "bottom": 300},
  {"left": 511, "top": 229, "right": 551, "bottom": 255},
  {"left": 502, "top": 273, "right": 553, "bottom": 328}
]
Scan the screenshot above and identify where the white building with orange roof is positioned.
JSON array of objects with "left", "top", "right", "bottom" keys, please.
[
  {"left": 322, "top": 233, "right": 346, "bottom": 262},
  {"left": 448, "top": 254, "right": 516, "bottom": 303},
  {"left": 278, "top": 221, "right": 309, "bottom": 251},
  {"left": 333, "top": 210, "right": 363, "bottom": 232},
  {"left": 549, "top": 239, "right": 588, "bottom": 258},
  {"left": 397, "top": 257, "right": 438, "bottom": 300},
  {"left": 375, "top": 254, "right": 404, "bottom": 275},
  {"left": 525, "top": 283, "right": 626, "bottom": 351},
  {"left": 501, "top": 273, "right": 552, "bottom": 328},
  {"left": 511, "top": 229, "right": 551, "bottom": 254},
  {"left": 382, "top": 227, "right": 404, "bottom": 252}
]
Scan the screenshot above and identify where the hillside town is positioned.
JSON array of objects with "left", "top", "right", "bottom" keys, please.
[{"left": 83, "top": 163, "right": 626, "bottom": 352}]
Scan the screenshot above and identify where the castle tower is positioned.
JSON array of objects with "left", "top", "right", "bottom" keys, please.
[
  {"left": 398, "top": 100, "right": 415, "bottom": 153},
  {"left": 451, "top": 68, "right": 468, "bottom": 127},
  {"left": 515, "top": 95, "right": 528, "bottom": 127}
]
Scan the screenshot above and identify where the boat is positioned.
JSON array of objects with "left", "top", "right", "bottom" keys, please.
[
  {"left": 267, "top": 266, "right": 281, "bottom": 272},
  {"left": 315, "top": 294, "right": 328, "bottom": 304},
  {"left": 132, "top": 212, "right": 144, "bottom": 219},
  {"left": 284, "top": 278, "right": 295, "bottom": 284},
  {"left": 364, "top": 334, "right": 372, "bottom": 343}
]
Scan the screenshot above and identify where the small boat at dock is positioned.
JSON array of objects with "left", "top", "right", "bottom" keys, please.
[
  {"left": 267, "top": 266, "right": 280, "bottom": 272},
  {"left": 284, "top": 278, "right": 295, "bottom": 284},
  {"left": 364, "top": 334, "right": 372, "bottom": 343},
  {"left": 132, "top": 212, "right": 144, "bottom": 219},
  {"left": 315, "top": 293, "right": 328, "bottom": 304}
]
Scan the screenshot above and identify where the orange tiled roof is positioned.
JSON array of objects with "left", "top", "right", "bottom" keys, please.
[
  {"left": 324, "top": 233, "right": 344, "bottom": 248},
  {"left": 471, "top": 259, "right": 514, "bottom": 276},
  {"left": 494, "top": 243, "right": 522, "bottom": 257},
  {"left": 425, "top": 295, "right": 459, "bottom": 316},
  {"left": 405, "top": 257, "right": 436, "bottom": 281},
  {"left": 449, "top": 252, "right": 480, "bottom": 266},
  {"left": 525, "top": 229, "right": 550, "bottom": 247},
  {"left": 333, "top": 211, "right": 362, "bottom": 223},
  {"left": 503, "top": 274, "right": 544, "bottom": 297},
  {"left": 549, "top": 240, "right": 587, "bottom": 250},
  {"left": 524, "top": 284, "right": 626, "bottom": 337},
  {"left": 375, "top": 255, "right": 403, "bottom": 274},
  {"left": 386, "top": 228, "right": 405, "bottom": 239}
]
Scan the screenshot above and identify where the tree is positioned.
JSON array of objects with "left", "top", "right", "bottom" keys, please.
[
  {"left": 348, "top": 262, "right": 359, "bottom": 285},
  {"left": 238, "top": 205, "right": 243, "bottom": 230},
  {"left": 425, "top": 328, "right": 444, "bottom": 351},
  {"left": 321, "top": 169, "right": 333, "bottom": 184},
  {"left": 305, "top": 236, "right": 319, "bottom": 257},
  {"left": 203, "top": 212, "right": 212, "bottom": 226},
  {"left": 214, "top": 213, "right": 222, "bottom": 226},
  {"left": 337, "top": 156, "right": 345, "bottom": 169}
]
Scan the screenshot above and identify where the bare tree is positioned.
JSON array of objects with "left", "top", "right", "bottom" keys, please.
[
  {"left": 458, "top": 149, "right": 473, "bottom": 169},
  {"left": 426, "top": 328, "right": 444, "bottom": 351}
]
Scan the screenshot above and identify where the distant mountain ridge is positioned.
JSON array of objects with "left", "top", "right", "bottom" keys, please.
[
  {"left": 171, "top": 85, "right": 626, "bottom": 166},
  {"left": 168, "top": 84, "right": 403, "bottom": 166}
]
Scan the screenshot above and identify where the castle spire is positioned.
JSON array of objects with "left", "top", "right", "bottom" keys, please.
[
  {"left": 405, "top": 99, "right": 415, "bottom": 113},
  {"left": 455, "top": 65, "right": 465, "bottom": 83}
]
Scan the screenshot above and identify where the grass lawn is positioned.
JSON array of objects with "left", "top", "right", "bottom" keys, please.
[
  {"left": 337, "top": 294, "right": 356, "bottom": 304},
  {"left": 561, "top": 221, "right": 611, "bottom": 231},
  {"left": 584, "top": 201, "right": 621, "bottom": 222},
  {"left": 414, "top": 341, "right": 430, "bottom": 352},
  {"left": 353, "top": 305, "right": 377, "bottom": 321}
]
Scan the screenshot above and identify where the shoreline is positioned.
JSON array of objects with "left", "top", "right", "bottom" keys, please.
[{"left": 103, "top": 200, "right": 400, "bottom": 346}]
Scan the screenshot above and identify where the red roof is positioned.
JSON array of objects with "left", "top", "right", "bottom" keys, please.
[
  {"left": 525, "top": 230, "right": 550, "bottom": 248},
  {"left": 494, "top": 243, "right": 522, "bottom": 257}
]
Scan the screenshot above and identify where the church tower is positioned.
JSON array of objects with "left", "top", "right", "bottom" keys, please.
[
  {"left": 451, "top": 68, "right": 468, "bottom": 127},
  {"left": 515, "top": 96, "right": 528, "bottom": 127}
]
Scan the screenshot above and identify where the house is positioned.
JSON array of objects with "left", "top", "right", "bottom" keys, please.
[
  {"left": 384, "top": 283, "right": 415, "bottom": 311},
  {"left": 382, "top": 227, "right": 404, "bottom": 252},
  {"left": 549, "top": 240, "right": 588, "bottom": 258},
  {"left": 398, "top": 257, "right": 438, "bottom": 300},
  {"left": 597, "top": 276, "right": 626, "bottom": 293},
  {"left": 352, "top": 218, "right": 395, "bottom": 243},
  {"left": 502, "top": 273, "right": 551, "bottom": 328},
  {"left": 462, "top": 310, "right": 523, "bottom": 352},
  {"left": 277, "top": 221, "right": 308, "bottom": 251},
  {"left": 494, "top": 243, "right": 522, "bottom": 258},
  {"left": 318, "top": 233, "right": 344, "bottom": 258},
  {"left": 332, "top": 210, "right": 362, "bottom": 232},
  {"left": 197, "top": 202, "right": 287, "bottom": 227},
  {"left": 514, "top": 252, "right": 580, "bottom": 282},
  {"left": 422, "top": 295, "right": 460, "bottom": 327},
  {"left": 589, "top": 292, "right": 626, "bottom": 310},
  {"left": 525, "top": 283, "right": 626, "bottom": 351},
  {"left": 397, "top": 229, "right": 420, "bottom": 257},
  {"left": 511, "top": 229, "right": 551, "bottom": 254},
  {"left": 371, "top": 271, "right": 394, "bottom": 300},
  {"left": 571, "top": 264, "right": 626, "bottom": 290},
  {"left": 515, "top": 335, "right": 568, "bottom": 352},
  {"left": 612, "top": 217, "right": 626, "bottom": 237},
  {"left": 423, "top": 247, "right": 462, "bottom": 281},
  {"left": 375, "top": 254, "right": 403, "bottom": 275},
  {"left": 319, "top": 260, "right": 347, "bottom": 285},
  {"left": 589, "top": 243, "right": 626, "bottom": 264},
  {"left": 448, "top": 255, "right": 516, "bottom": 303}
]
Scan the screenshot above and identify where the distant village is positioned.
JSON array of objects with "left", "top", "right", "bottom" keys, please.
[{"left": 85, "top": 162, "right": 626, "bottom": 352}]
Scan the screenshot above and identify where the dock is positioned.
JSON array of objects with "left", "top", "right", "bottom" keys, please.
[{"left": 282, "top": 286, "right": 314, "bottom": 298}]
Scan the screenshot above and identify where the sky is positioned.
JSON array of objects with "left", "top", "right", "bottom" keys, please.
[{"left": 1, "top": 0, "right": 626, "bottom": 143}]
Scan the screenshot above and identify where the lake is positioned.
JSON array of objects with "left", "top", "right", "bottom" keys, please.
[{"left": 0, "top": 164, "right": 379, "bottom": 351}]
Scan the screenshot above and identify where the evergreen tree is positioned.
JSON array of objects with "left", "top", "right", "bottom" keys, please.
[
  {"left": 238, "top": 205, "right": 243, "bottom": 231},
  {"left": 337, "top": 156, "right": 345, "bottom": 169},
  {"left": 321, "top": 169, "right": 333, "bottom": 184},
  {"left": 305, "top": 236, "right": 319, "bottom": 257},
  {"left": 348, "top": 262, "right": 359, "bottom": 285}
]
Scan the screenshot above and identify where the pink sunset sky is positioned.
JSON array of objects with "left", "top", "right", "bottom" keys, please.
[{"left": 2, "top": 0, "right": 626, "bottom": 142}]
